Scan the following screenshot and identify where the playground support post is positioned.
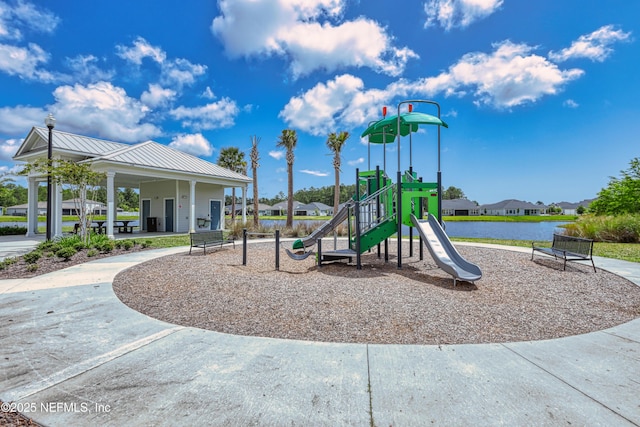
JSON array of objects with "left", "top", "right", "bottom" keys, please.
[
  {"left": 242, "top": 228, "right": 247, "bottom": 265},
  {"left": 397, "top": 170, "right": 402, "bottom": 269},
  {"left": 275, "top": 229, "right": 280, "bottom": 271},
  {"left": 376, "top": 165, "right": 382, "bottom": 259},
  {"left": 409, "top": 166, "right": 414, "bottom": 258}
]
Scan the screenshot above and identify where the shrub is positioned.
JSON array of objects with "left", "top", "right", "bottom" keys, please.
[
  {"left": 0, "top": 226, "right": 27, "bottom": 236},
  {"left": 141, "top": 239, "right": 153, "bottom": 248},
  {"left": 114, "top": 240, "right": 123, "bottom": 249},
  {"left": 55, "top": 246, "right": 77, "bottom": 261},
  {"left": 23, "top": 251, "right": 42, "bottom": 264},
  {"left": 122, "top": 240, "right": 133, "bottom": 250},
  {"left": 96, "top": 240, "right": 114, "bottom": 253},
  {"left": 87, "top": 249, "right": 98, "bottom": 257},
  {"left": 26, "top": 263, "right": 39, "bottom": 272},
  {"left": 564, "top": 214, "right": 640, "bottom": 243}
]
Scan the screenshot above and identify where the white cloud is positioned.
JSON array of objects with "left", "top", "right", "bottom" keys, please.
[
  {"left": 0, "top": 105, "right": 47, "bottom": 135},
  {"left": 116, "top": 36, "right": 166, "bottom": 65},
  {"left": 65, "top": 54, "right": 115, "bottom": 83},
  {"left": 51, "top": 81, "right": 161, "bottom": 142},
  {"left": 548, "top": 25, "right": 632, "bottom": 63},
  {"left": 279, "top": 74, "right": 366, "bottom": 135},
  {"left": 412, "top": 40, "right": 585, "bottom": 108},
  {"left": 160, "top": 57, "right": 207, "bottom": 88},
  {"left": 211, "top": 0, "right": 416, "bottom": 78},
  {"left": 563, "top": 99, "right": 579, "bottom": 108},
  {"left": 169, "top": 133, "right": 214, "bottom": 157},
  {"left": 347, "top": 157, "right": 364, "bottom": 166},
  {"left": 141, "top": 83, "right": 177, "bottom": 108},
  {"left": 201, "top": 86, "right": 215, "bottom": 99},
  {"left": 0, "top": 0, "right": 60, "bottom": 41},
  {"left": 116, "top": 37, "right": 207, "bottom": 89},
  {"left": 281, "top": 41, "right": 586, "bottom": 133},
  {"left": 0, "top": 138, "right": 22, "bottom": 160},
  {"left": 0, "top": 42, "right": 59, "bottom": 82},
  {"left": 424, "top": 0, "right": 503, "bottom": 30},
  {"left": 170, "top": 98, "right": 239, "bottom": 130},
  {"left": 300, "top": 169, "right": 329, "bottom": 177},
  {"left": 269, "top": 150, "right": 285, "bottom": 160}
]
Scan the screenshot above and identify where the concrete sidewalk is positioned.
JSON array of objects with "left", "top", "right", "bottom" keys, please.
[{"left": 1, "top": 245, "right": 639, "bottom": 426}]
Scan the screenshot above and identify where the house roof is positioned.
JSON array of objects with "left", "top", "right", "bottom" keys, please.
[
  {"left": 271, "top": 200, "right": 303, "bottom": 210},
  {"left": 13, "top": 127, "right": 251, "bottom": 185},
  {"left": 88, "top": 140, "right": 250, "bottom": 182},
  {"left": 479, "top": 199, "right": 546, "bottom": 210},
  {"left": 298, "top": 202, "right": 333, "bottom": 211},
  {"left": 441, "top": 199, "right": 478, "bottom": 210},
  {"left": 555, "top": 199, "right": 595, "bottom": 209}
]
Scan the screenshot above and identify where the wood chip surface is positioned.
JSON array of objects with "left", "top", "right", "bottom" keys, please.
[{"left": 113, "top": 242, "right": 640, "bottom": 345}]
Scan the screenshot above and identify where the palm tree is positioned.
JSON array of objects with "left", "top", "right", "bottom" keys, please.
[
  {"left": 326, "top": 131, "right": 350, "bottom": 215},
  {"left": 217, "top": 147, "right": 247, "bottom": 221},
  {"left": 276, "top": 129, "right": 297, "bottom": 228},
  {"left": 250, "top": 135, "right": 261, "bottom": 227}
]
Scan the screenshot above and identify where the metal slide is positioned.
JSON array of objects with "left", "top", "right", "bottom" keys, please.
[
  {"left": 411, "top": 213, "right": 482, "bottom": 286},
  {"left": 292, "top": 200, "right": 355, "bottom": 250}
]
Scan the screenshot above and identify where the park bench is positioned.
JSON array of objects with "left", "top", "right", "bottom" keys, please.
[
  {"left": 532, "top": 234, "right": 596, "bottom": 272},
  {"left": 189, "top": 230, "right": 235, "bottom": 255}
]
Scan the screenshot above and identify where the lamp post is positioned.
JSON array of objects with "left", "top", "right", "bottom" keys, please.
[{"left": 45, "top": 113, "right": 56, "bottom": 241}]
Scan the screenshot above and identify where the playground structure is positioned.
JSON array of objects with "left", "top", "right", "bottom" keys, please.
[{"left": 290, "top": 100, "right": 482, "bottom": 285}]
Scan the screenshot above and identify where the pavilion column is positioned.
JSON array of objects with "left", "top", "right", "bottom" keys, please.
[
  {"left": 189, "top": 180, "right": 196, "bottom": 233},
  {"left": 53, "top": 179, "right": 63, "bottom": 238},
  {"left": 106, "top": 171, "right": 115, "bottom": 238},
  {"left": 242, "top": 186, "right": 247, "bottom": 224},
  {"left": 26, "top": 176, "right": 38, "bottom": 237}
]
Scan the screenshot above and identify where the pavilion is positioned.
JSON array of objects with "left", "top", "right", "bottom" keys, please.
[{"left": 13, "top": 127, "right": 251, "bottom": 238}]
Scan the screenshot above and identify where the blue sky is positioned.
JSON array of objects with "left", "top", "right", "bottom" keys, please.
[{"left": 0, "top": 0, "right": 637, "bottom": 205}]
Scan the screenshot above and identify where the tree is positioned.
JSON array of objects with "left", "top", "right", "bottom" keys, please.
[
  {"left": 250, "top": 135, "right": 261, "bottom": 227},
  {"left": 217, "top": 147, "right": 247, "bottom": 221},
  {"left": 326, "top": 131, "right": 350, "bottom": 215},
  {"left": 442, "top": 186, "right": 466, "bottom": 200},
  {"left": 21, "top": 159, "right": 105, "bottom": 244},
  {"left": 590, "top": 157, "right": 640, "bottom": 215},
  {"left": 276, "top": 129, "right": 297, "bottom": 227}
]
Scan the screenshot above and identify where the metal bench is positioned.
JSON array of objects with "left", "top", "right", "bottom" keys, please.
[
  {"left": 532, "top": 234, "right": 596, "bottom": 272},
  {"left": 189, "top": 230, "right": 235, "bottom": 254}
]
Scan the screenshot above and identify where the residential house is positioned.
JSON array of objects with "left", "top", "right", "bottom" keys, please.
[
  {"left": 479, "top": 199, "right": 547, "bottom": 216},
  {"left": 554, "top": 199, "right": 594, "bottom": 215},
  {"left": 441, "top": 199, "right": 480, "bottom": 216},
  {"left": 296, "top": 202, "right": 333, "bottom": 216}
]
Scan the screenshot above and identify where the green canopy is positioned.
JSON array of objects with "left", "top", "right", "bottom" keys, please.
[{"left": 361, "top": 112, "right": 448, "bottom": 144}]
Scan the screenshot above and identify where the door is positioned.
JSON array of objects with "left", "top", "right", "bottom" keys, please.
[
  {"left": 164, "top": 199, "right": 174, "bottom": 232},
  {"left": 141, "top": 199, "right": 150, "bottom": 231},
  {"left": 210, "top": 200, "right": 221, "bottom": 230}
]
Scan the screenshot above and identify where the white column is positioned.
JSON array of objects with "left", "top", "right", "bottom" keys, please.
[
  {"left": 106, "top": 171, "right": 115, "bottom": 238},
  {"left": 53, "top": 180, "right": 63, "bottom": 238},
  {"left": 26, "top": 176, "right": 38, "bottom": 237},
  {"left": 189, "top": 180, "right": 196, "bottom": 233},
  {"left": 242, "top": 185, "right": 247, "bottom": 224}
]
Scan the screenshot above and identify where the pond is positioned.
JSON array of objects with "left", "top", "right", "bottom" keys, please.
[{"left": 259, "top": 219, "right": 569, "bottom": 241}]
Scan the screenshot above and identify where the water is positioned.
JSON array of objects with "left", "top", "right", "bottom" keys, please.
[
  {"left": 259, "top": 219, "right": 569, "bottom": 241},
  {"left": 3, "top": 219, "right": 568, "bottom": 241}
]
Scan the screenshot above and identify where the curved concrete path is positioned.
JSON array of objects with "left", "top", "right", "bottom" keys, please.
[{"left": 1, "top": 244, "right": 639, "bottom": 426}]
